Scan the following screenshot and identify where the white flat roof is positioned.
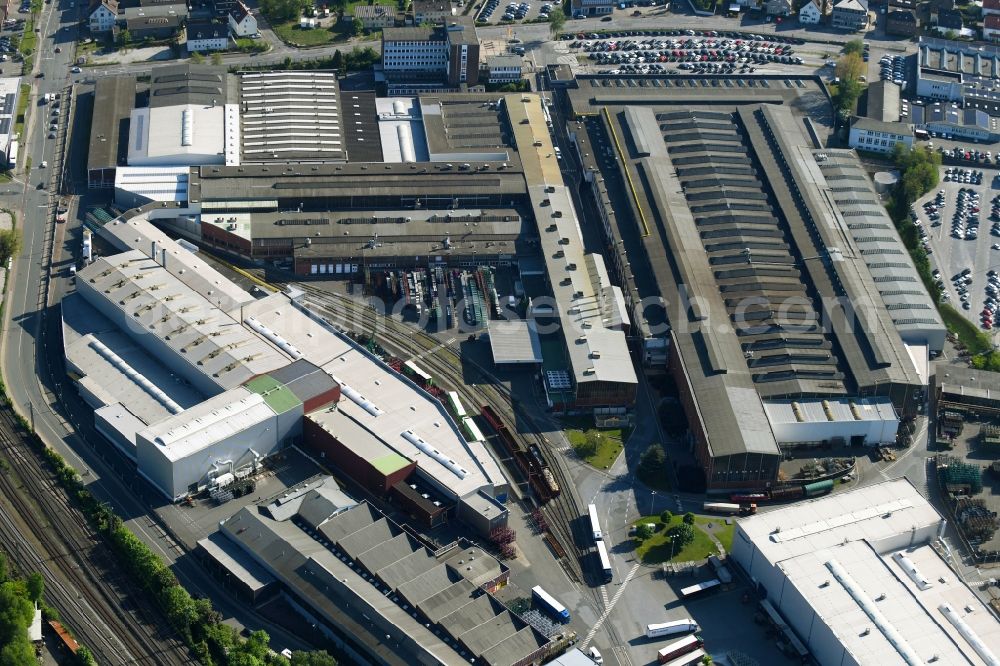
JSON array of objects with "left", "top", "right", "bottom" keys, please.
[
  {"left": 247, "top": 293, "right": 506, "bottom": 498},
  {"left": 128, "top": 103, "right": 231, "bottom": 166},
  {"left": 738, "top": 479, "right": 942, "bottom": 566},
  {"left": 138, "top": 386, "right": 276, "bottom": 461},
  {"left": 62, "top": 293, "right": 205, "bottom": 424},
  {"left": 780, "top": 540, "right": 998, "bottom": 666},
  {"left": 100, "top": 215, "right": 256, "bottom": 314},
  {"left": 763, "top": 398, "right": 899, "bottom": 425},
  {"left": 114, "top": 166, "right": 190, "bottom": 203},
  {"left": 77, "top": 251, "right": 289, "bottom": 390}
]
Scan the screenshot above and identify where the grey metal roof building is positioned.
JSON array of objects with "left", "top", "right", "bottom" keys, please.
[
  {"left": 148, "top": 64, "right": 233, "bottom": 108},
  {"left": 87, "top": 75, "right": 136, "bottom": 188},
  {"left": 866, "top": 80, "right": 901, "bottom": 123},
  {"left": 239, "top": 71, "right": 346, "bottom": 163},
  {"left": 561, "top": 74, "right": 926, "bottom": 488},
  {"left": 219, "top": 484, "right": 551, "bottom": 666},
  {"left": 810, "top": 149, "right": 945, "bottom": 351}
]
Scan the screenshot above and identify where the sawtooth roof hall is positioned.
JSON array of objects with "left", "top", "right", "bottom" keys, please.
[{"left": 560, "top": 73, "right": 940, "bottom": 488}]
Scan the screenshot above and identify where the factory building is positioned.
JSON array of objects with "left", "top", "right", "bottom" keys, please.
[
  {"left": 65, "top": 209, "right": 511, "bottom": 519},
  {"left": 562, "top": 74, "right": 933, "bottom": 488},
  {"left": 210, "top": 478, "right": 552, "bottom": 666},
  {"left": 732, "top": 479, "right": 1000, "bottom": 666}
]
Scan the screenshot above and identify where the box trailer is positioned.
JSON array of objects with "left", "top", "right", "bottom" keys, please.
[
  {"left": 657, "top": 635, "right": 703, "bottom": 663},
  {"left": 646, "top": 619, "right": 699, "bottom": 639}
]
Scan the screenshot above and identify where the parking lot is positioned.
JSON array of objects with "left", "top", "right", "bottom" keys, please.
[
  {"left": 476, "top": 0, "right": 556, "bottom": 25},
  {"left": 919, "top": 166, "right": 1000, "bottom": 333},
  {"left": 561, "top": 30, "right": 816, "bottom": 76}
]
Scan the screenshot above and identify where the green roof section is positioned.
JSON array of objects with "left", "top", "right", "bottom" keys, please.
[
  {"left": 244, "top": 375, "right": 302, "bottom": 414},
  {"left": 371, "top": 453, "right": 412, "bottom": 476}
]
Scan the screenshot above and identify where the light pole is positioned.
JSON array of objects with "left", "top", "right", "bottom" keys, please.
[{"left": 650, "top": 490, "right": 656, "bottom": 516}]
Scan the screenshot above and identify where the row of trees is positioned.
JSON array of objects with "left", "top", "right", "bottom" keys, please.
[
  {"left": 32, "top": 437, "right": 337, "bottom": 666},
  {"left": 888, "top": 143, "right": 942, "bottom": 304},
  {"left": 0, "top": 553, "right": 45, "bottom": 666}
]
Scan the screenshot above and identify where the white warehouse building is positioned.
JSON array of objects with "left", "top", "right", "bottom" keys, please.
[
  {"left": 136, "top": 386, "right": 299, "bottom": 500},
  {"left": 763, "top": 398, "right": 900, "bottom": 447},
  {"left": 731, "top": 479, "right": 1000, "bottom": 666}
]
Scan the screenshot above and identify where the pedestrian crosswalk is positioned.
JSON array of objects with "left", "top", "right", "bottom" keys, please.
[
  {"left": 580, "top": 563, "right": 640, "bottom": 649},
  {"left": 599, "top": 584, "right": 609, "bottom": 608}
]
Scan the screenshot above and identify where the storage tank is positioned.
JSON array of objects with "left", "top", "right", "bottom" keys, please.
[
  {"left": 804, "top": 479, "right": 834, "bottom": 497},
  {"left": 873, "top": 170, "right": 899, "bottom": 194}
]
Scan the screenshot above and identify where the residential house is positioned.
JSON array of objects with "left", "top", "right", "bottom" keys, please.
[
  {"left": 885, "top": 9, "right": 917, "bottom": 35},
  {"left": 986, "top": 14, "right": 1000, "bottom": 40},
  {"left": 983, "top": 0, "right": 1000, "bottom": 18},
  {"left": 353, "top": 4, "right": 396, "bottom": 30},
  {"left": 798, "top": 0, "right": 823, "bottom": 23},
  {"left": 483, "top": 54, "right": 522, "bottom": 84},
  {"left": 228, "top": 1, "right": 257, "bottom": 36},
  {"left": 937, "top": 8, "right": 963, "bottom": 31},
  {"left": 186, "top": 18, "right": 230, "bottom": 51},
  {"left": 411, "top": 0, "right": 453, "bottom": 23},
  {"left": 832, "top": 0, "right": 868, "bottom": 30},
  {"left": 849, "top": 117, "right": 914, "bottom": 153},
  {"left": 88, "top": 0, "right": 118, "bottom": 32},
  {"left": 765, "top": 0, "right": 792, "bottom": 16}
]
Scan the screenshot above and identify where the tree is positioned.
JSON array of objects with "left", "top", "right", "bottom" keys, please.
[
  {"left": 842, "top": 38, "right": 864, "bottom": 56},
  {"left": 351, "top": 17, "right": 364, "bottom": 36},
  {"left": 291, "top": 651, "right": 338, "bottom": 666},
  {"left": 573, "top": 430, "right": 601, "bottom": 459},
  {"left": 549, "top": 8, "right": 565, "bottom": 35},
  {"left": 682, "top": 512, "right": 695, "bottom": 525},
  {"left": 331, "top": 49, "right": 344, "bottom": 72},
  {"left": 211, "top": 52, "right": 223, "bottom": 66},
  {"left": 25, "top": 572, "right": 43, "bottom": 604},
  {"left": 0, "top": 583, "right": 34, "bottom": 643},
  {"left": 0, "top": 636, "right": 35, "bottom": 666},
  {"left": 117, "top": 28, "right": 131, "bottom": 48},
  {"left": 0, "top": 552, "right": 7, "bottom": 583},
  {"left": 638, "top": 443, "right": 666, "bottom": 478},
  {"left": 668, "top": 522, "right": 695, "bottom": 549},
  {"left": 835, "top": 52, "right": 864, "bottom": 83},
  {"left": 635, "top": 523, "right": 655, "bottom": 540},
  {"left": 945, "top": 29, "right": 958, "bottom": 41},
  {"left": 75, "top": 646, "right": 97, "bottom": 666},
  {"left": 659, "top": 510, "right": 673, "bottom": 523},
  {"left": 190, "top": 51, "right": 204, "bottom": 64}
]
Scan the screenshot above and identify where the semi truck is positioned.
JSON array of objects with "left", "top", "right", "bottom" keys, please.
[
  {"left": 703, "top": 502, "right": 756, "bottom": 516},
  {"left": 646, "top": 619, "right": 699, "bottom": 639},
  {"left": 657, "top": 635, "right": 704, "bottom": 664}
]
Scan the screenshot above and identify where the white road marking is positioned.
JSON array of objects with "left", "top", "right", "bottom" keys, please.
[{"left": 580, "top": 563, "right": 640, "bottom": 649}]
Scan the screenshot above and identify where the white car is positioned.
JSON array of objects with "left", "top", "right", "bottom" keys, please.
[
  {"left": 70, "top": 66, "right": 81, "bottom": 73},
  {"left": 587, "top": 647, "right": 603, "bottom": 665},
  {"left": 39, "top": 160, "right": 46, "bottom": 168}
]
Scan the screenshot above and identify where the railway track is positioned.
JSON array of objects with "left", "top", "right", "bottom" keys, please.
[
  {"left": 293, "top": 286, "right": 589, "bottom": 582},
  {"left": 0, "top": 406, "right": 196, "bottom": 666}
]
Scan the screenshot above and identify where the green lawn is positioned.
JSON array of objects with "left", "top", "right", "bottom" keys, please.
[
  {"left": 19, "top": 17, "right": 36, "bottom": 55},
  {"left": 567, "top": 429, "right": 623, "bottom": 470},
  {"left": 13, "top": 83, "right": 29, "bottom": 137},
  {"left": 273, "top": 20, "right": 339, "bottom": 46},
  {"left": 941, "top": 303, "right": 993, "bottom": 355},
  {"left": 631, "top": 515, "right": 721, "bottom": 564}
]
